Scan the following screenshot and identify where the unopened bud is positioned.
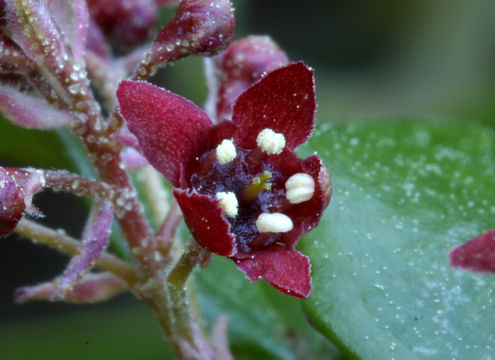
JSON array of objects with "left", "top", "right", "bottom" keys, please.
[
  {"left": 150, "top": 0, "right": 235, "bottom": 67},
  {"left": 216, "top": 36, "right": 288, "bottom": 120},
  {"left": 87, "top": 0, "right": 157, "bottom": 46}
]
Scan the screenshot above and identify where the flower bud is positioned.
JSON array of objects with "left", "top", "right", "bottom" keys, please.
[
  {"left": 4, "top": 0, "right": 89, "bottom": 71},
  {"left": 215, "top": 36, "right": 288, "bottom": 120},
  {"left": 0, "top": 167, "right": 44, "bottom": 236},
  {"left": 86, "top": 0, "right": 157, "bottom": 46},
  {"left": 150, "top": 0, "right": 235, "bottom": 67}
]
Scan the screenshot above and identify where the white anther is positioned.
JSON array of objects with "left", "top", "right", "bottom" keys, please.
[
  {"left": 285, "top": 173, "right": 315, "bottom": 204},
  {"left": 256, "top": 128, "right": 286, "bottom": 155},
  {"left": 215, "top": 191, "right": 238, "bottom": 217},
  {"left": 255, "top": 213, "right": 293, "bottom": 233},
  {"left": 216, "top": 139, "right": 237, "bottom": 165}
]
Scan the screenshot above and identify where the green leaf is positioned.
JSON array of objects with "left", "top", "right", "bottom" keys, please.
[
  {"left": 299, "top": 119, "right": 495, "bottom": 359},
  {"left": 195, "top": 256, "right": 341, "bottom": 360},
  {"left": 0, "top": 302, "right": 174, "bottom": 360}
]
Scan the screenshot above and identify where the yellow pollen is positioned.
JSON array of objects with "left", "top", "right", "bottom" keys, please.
[{"left": 241, "top": 171, "right": 272, "bottom": 202}]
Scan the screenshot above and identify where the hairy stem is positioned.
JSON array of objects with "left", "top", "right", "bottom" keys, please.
[
  {"left": 157, "top": 201, "right": 181, "bottom": 255},
  {"left": 43, "top": 170, "right": 114, "bottom": 200},
  {"left": 15, "top": 219, "right": 137, "bottom": 284}
]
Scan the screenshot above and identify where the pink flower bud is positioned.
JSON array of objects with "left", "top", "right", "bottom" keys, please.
[
  {"left": 0, "top": 167, "right": 44, "bottom": 236},
  {"left": 150, "top": 0, "right": 235, "bottom": 67},
  {"left": 87, "top": 0, "right": 157, "bottom": 46},
  {"left": 4, "top": 0, "right": 88, "bottom": 73},
  {"left": 215, "top": 36, "right": 289, "bottom": 121}
]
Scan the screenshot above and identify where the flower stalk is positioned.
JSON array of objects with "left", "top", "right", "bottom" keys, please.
[{"left": 15, "top": 219, "right": 137, "bottom": 284}]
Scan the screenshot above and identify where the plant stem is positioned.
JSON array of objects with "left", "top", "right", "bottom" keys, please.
[
  {"left": 15, "top": 219, "right": 137, "bottom": 284},
  {"left": 157, "top": 201, "right": 181, "bottom": 255},
  {"left": 43, "top": 170, "right": 114, "bottom": 200}
]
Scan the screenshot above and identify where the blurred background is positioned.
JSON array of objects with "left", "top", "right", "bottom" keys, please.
[{"left": 1, "top": 0, "right": 495, "bottom": 358}]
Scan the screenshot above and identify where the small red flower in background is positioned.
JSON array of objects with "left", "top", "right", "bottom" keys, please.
[
  {"left": 117, "top": 62, "right": 332, "bottom": 298},
  {"left": 450, "top": 230, "right": 495, "bottom": 273}
]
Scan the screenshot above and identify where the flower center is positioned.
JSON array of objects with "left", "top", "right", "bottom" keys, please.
[
  {"left": 189, "top": 129, "right": 314, "bottom": 253},
  {"left": 241, "top": 170, "right": 272, "bottom": 203}
]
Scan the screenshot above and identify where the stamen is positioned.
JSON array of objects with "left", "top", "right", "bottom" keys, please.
[
  {"left": 285, "top": 173, "right": 315, "bottom": 204},
  {"left": 256, "top": 128, "right": 286, "bottom": 155},
  {"left": 215, "top": 191, "right": 238, "bottom": 217},
  {"left": 241, "top": 171, "right": 272, "bottom": 202},
  {"left": 216, "top": 139, "right": 237, "bottom": 165},
  {"left": 256, "top": 213, "right": 293, "bottom": 233}
]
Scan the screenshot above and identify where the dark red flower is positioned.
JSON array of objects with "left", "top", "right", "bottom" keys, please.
[
  {"left": 117, "top": 63, "right": 332, "bottom": 297},
  {"left": 450, "top": 230, "right": 495, "bottom": 273}
]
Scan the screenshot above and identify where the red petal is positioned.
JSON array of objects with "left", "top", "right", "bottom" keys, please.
[
  {"left": 231, "top": 62, "right": 316, "bottom": 150},
  {"left": 235, "top": 246, "right": 312, "bottom": 298},
  {"left": 268, "top": 152, "right": 332, "bottom": 248},
  {"left": 450, "top": 230, "right": 495, "bottom": 273},
  {"left": 117, "top": 80, "right": 212, "bottom": 187},
  {"left": 173, "top": 189, "right": 236, "bottom": 256},
  {"left": 215, "top": 36, "right": 289, "bottom": 121}
]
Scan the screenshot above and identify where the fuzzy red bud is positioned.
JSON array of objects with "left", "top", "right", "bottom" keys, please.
[{"left": 150, "top": 0, "right": 235, "bottom": 67}]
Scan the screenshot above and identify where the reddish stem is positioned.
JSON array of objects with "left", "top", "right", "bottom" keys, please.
[{"left": 157, "top": 201, "right": 182, "bottom": 255}]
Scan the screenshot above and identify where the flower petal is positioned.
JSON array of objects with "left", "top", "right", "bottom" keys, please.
[
  {"left": 231, "top": 62, "right": 316, "bottom": 150},
  {"left": 0, "top": 85, "right": 72, "bottom": 129},
  {"left": 117, "top": 80, "right": 212, "bottom": 187},
  {"left": 267, "top": 153, "right": 332, "bottom": 248},
  {"left": 235, "top": 246, "right": 312, "bottom": 298},
  {"left": 54, "top": 201, "right": 113, "bottom": 299},
  {"left": 5, "top": 1, "right": 68, "bottom": 73},
  {"left": 173, "top": 189, "right": 236, "bottom": 256},
  {"left": 450, "top": 230, "right": 495, "bottom": 273},
  {"left": 16, "top": 272, "right": 127, "bottom": 304},
  {"left": 121, "top": 148, "right": 148, "bottom": 171},
  {"left": 216, "top": 36, "right": 288, "bottom": 121}
]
